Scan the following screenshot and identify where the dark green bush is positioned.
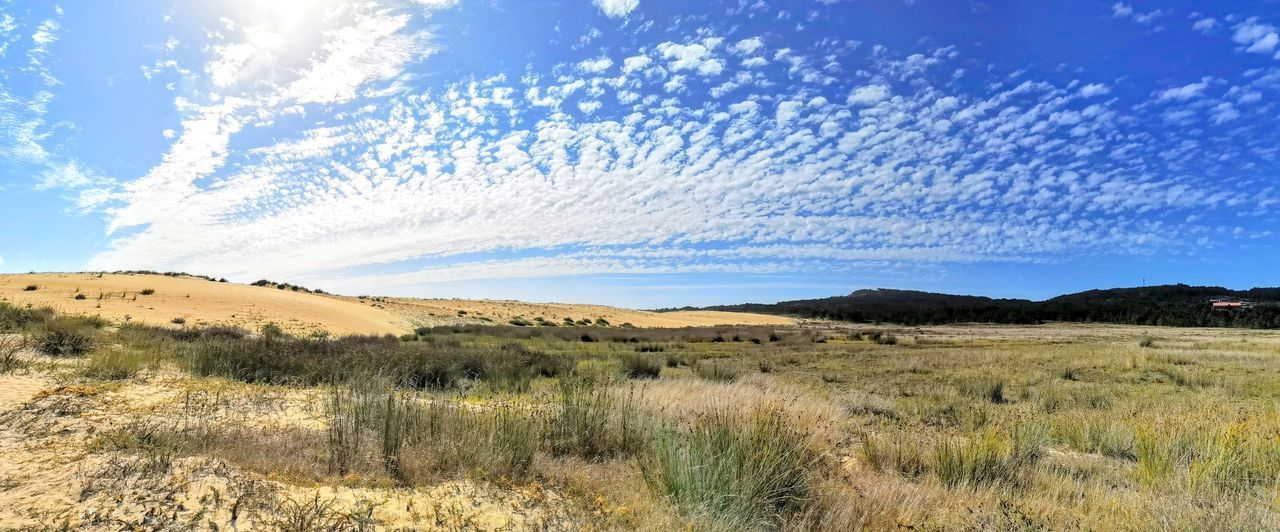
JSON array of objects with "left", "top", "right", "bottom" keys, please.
[{"left": 620, "top": 354, "right": 662, "bottom": 379}]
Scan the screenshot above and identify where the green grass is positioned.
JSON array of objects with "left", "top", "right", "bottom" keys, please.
[{"left": 640, "top": 408, "right": 818, "bottom": 529}]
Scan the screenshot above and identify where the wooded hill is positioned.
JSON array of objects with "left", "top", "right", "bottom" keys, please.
[{"left": 688, "top": 285, "right": 1280, "bottom": 328}]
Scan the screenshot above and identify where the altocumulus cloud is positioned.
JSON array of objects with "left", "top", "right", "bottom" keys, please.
[{"left": 59, "top": 2, "right": 1280, "bottom": 290}]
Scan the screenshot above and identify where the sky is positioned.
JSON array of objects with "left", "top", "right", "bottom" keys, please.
[{"left": 1, "top": 0, "right": 1279, "bottom": 308}]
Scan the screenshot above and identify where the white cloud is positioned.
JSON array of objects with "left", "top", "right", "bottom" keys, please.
[
  {"left": 1192, "top": 18, "right": 1218, "bottom": 34},
  {"left": 775, "top": 100, "right": 801, "bottom": 125},
  {"left": 75, "top": 5, "right": 1274, "bottom": 290},
  {"left": 592, "top": 0, "right": 639, "bottom": 18},
  {"left": 1156, "top": 79, "right": 1210, "bottom": 101},
  {"left": 656, "top": 41, "right": 723, "bottom": 76},
  {"left": 577, "top": 56, "right": 613, "bottom": 73},
  {"left": 1233, "top": 19, "right": 1279, "bottom": 58},
  {"left": 1110, "top": 3, "right": 1133, "bottom": 18},
  {"left": 847, "top": 84, "right": 890, "bottom": 105},
  {"left": 621, "top": 54, "right": 652, "bottom": 74},
  {"left": 730, "top": 37, "right": 763, "bottom": 55},
  {"left": 1079, "top": 83, "right": 1110, "bottom": 98}
]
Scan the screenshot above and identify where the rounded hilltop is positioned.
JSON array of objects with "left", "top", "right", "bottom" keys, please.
[{"left": 0, "top": 272, "right": 792, "bottom": 335}]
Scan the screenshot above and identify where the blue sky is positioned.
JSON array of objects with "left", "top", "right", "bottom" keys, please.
[{"left": 1, "top": 0, "right": 1278, "bottom": 307}]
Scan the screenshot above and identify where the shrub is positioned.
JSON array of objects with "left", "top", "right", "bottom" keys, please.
[
  {"left": 934, "top": 429, "right": 1020, "bottom": 488},
  {"left": 140, "top": 288, "right": 155, "bottom": 295},
  {"left": 23, "top": 284, "right": 37, "bottom": 291},
  {"left": 619, "top": 353, "right": 662, "bottom": 379},
  {"left": 508, "top": 318, "right": 532, "bottom": 327},
  {"left": 549, "top": 375, "right": 646, "bottom": 459},
  {"left": 693, "top": 360, "right": 740, "bottom": 382},
  {"left": 74, "top": 294, "right": 87, "bottom": 300},
  {"left": 0, "top": 335, "right": 27, "bottom": 373},
  {"left": 0, "top": 302, "right": 53, "bottom": 331},
  {"left": 1051, "top": 415, "right": 1135, "bottom": 460},
  {"left": 82, "top": 349, "right": 148, "bottom": 380},
  {"left": 171, "top": 317, "right": 187, "bottom": 325},
  {"left": 960, "top": 376, "right": 1007, "bottom": 404},
  {"left": 327, "top": 378, "right": 542, "bottom": 483},
  {"left": 641, "top": 408, "right": 817, "bottom": 529},
  {"left": 862, "top": 431, "right": 929, "bottom": 478},
  {"left": 38, "top": 320, "right": 96, "bottom": 357},
  {"left": 635, "top": 343, "right": 665, "bottom": 353}
]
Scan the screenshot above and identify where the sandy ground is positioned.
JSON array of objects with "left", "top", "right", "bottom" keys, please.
[
  {"left": 0, "top": 364, "right": 581, "bottom": 530},
  {"left": 1, "top": 273, "right": 793, "bottom": 335},
  {"left": 0, "top": 273, "right": 409, "bottom": 336},
  {"left": 367, "top": 297, "right": 794, "bottom": 329}
]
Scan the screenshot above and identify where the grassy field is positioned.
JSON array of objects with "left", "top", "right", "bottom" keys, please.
[{"left": 2, "top": 302, "right": 1279, "bottom": 529}]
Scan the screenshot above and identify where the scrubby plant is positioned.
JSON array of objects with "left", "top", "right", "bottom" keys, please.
[
  {"left": 23, "top": 284, "right": 38, "bottom": 291},
  {"left": 641, "top": 408, "right": 818, "bottom": 529},
  {"left": 140, "top": 288, "right": 155, "bottom": 295},
  {"left": 0, "top": 334, "right": 27, "bottom": 373},
  {"left": 693, "top": 360, "right": 740, "bottom": 382},
  {"left": 619, "top": 353, "right": 662, "bottom": 379},
  {"left": 38, "top": 318, "right": 97, "bottom": 357},
  {"left": 549, "top": 374, "right": 646, "bottom": 459},
  {"left": 82, "top": 348, "right": 149, "bottom": 380}
]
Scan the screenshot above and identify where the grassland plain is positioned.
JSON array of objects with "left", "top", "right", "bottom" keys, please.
[{"left": 1, "top": 300, "right": 1279, "bottom": 530}]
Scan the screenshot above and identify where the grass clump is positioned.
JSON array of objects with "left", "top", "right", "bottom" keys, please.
[
  {"left": 619, "top": 353, "right": 662, "bottom": 379},
  {"left": 0, "top": 334, "right": 27, "bottom": 373},
  {"left": 641, "top": 408, "right": 818, "bottom": 529},
  {"left": 81, "top": 349, "right": 150, "bottom": 380},
  {"left": 549, "top": 375, "right": 646, "bottom": 459},
  {"left": 692, "top": 360, "right": 740, "bottom": 382},
  {"left": 862, "top": 431, "right": 929, "bottom": 478},
  {"left": 37, "top": 318, "right": 97, "bottom": 357},
  {"left": 934, "top": 423, "right": 1045, "bottom": 488},
  {"left": 327, "top": 378, "right": 541, "bottom": 483}
]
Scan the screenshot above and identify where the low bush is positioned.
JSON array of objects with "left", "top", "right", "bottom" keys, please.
[
  {"left": 693, "top": 360, "right": 740, "bottom": 382},
  {"left": 82, "top": 349, "right": 149, "bottom": 380},
  {"left": 23, "top": 284, "right": 37, "bottom": 291},
  {"left": 549, "top": 375, "right": 646, "bottom": 459},
  {"left": 619, "top": 353, "right": 662, "bottom": 379},
  {"left": 140, "top": 288, "right": 155, "bottom": 295},
  {"left": 641, "top": 408, "right": 818, "bottom": 529},
  {"left": 0, "top": 334, "right": 27, "bottom": 373},
  {"left": 38, "top": 319, "right": 97, "bottom": 357}
]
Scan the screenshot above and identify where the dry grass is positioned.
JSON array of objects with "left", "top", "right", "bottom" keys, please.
[{"left": 4, "top": 309, "right": 1280, "bottom": 529}]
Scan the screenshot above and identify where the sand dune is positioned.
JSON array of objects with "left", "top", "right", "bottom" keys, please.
[{"left": 0, "top": 273, "right": 793, "bottom": 334}]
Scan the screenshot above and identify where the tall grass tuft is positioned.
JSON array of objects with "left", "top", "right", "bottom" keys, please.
[
  {"left": 37, "top": 318, "right": 97, "bottom": 357},
  {"left": 934, "top": 423, "right": 1044, "bottom": 489},
  {"left": 549, "top": 374, "right": 646, "bottom": 459},
  {"left": 640, "top": 407, "right": 818, "bottom": 529},
  {"left": 619, "top": 353, "right": 662, "bottom": 379},
  {"left": 326, "top": 376, "right": 543, "bottom": 483},
  {"left": 693, "top": 360, "right": 740, "bottom": 382},
  {"left": 81, "top": 349, "right": 150, "bottom": 380}
]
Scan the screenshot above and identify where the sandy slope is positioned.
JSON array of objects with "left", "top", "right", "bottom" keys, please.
[
  {"left": 368, "top": 297, "right": 794, "bottom": 329},
  {"left": 0, "top": 273, "right": 408, "bottom": 335},
  {"left": 0, "top": 273, "right": 793, "bottom": 334}
]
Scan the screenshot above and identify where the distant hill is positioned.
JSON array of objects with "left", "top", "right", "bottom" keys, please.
[{"left": 694, "top": 284, "right": 1280, "bottom": 328}]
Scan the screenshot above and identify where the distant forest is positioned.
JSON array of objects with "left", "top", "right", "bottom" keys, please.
[{"left": 688, "top": 285, "right": 1280, "bottom": 329}]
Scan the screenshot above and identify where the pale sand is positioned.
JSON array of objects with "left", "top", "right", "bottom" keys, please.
[
  {"left": 1, "top": 273, "right": 793, "bottom": 334},
  {"left": 370, "top": 297, "right": 794, "bottom": 329}
]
